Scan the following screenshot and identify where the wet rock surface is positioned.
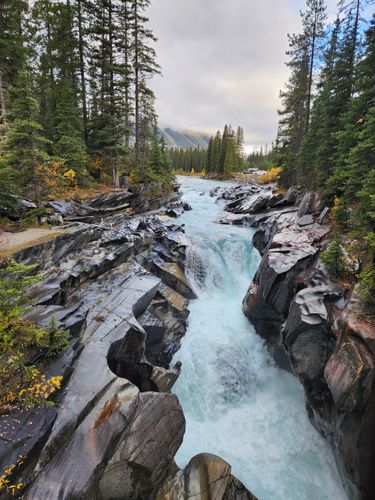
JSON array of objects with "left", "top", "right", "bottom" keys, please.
[
  {"left": 0, "top": 192, "right": 196, "bottom": 498},
  {"left": 213, "top": 182, "right": 375, "bottom": 499},
  {"left": 0, "top": 186, "right": 260, "bottom": 500},
  {"left": 156, "top": 453, "right": 258, "bottom": 500}
]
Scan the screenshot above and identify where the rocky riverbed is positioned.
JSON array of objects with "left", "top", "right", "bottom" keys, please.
[
  {"left": 214, "top": 181, "right": 375, "bottom": 500},
  {"left": 0, "top": 183, "right": 257, "bottom": 499},
  {"left": 1, "top": 177, "right": 373, "bottom": 500}
]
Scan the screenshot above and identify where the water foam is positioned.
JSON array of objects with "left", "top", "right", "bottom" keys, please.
[{"left": 172, "top": 177, "right": 347, "bottom": 500}]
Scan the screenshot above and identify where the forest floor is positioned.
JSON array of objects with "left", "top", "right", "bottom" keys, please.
[{"left": 0, "top": 228, "right": 64, "bottom": 259}]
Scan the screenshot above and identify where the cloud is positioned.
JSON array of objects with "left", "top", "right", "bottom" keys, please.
[{"left": 148, "top": 0, "right": 340, "bottom": 146}]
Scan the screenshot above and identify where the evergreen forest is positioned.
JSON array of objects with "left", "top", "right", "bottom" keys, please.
[{"left": 0, "top": 0, "right": 171, "bottom": 207}]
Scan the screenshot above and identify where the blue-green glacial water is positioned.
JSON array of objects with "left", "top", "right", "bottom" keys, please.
[{"left": 172, "top": 176, "right": 346, "bottom": 500}]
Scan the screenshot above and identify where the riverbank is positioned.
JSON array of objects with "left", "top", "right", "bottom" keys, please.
[
  {"left": 213, "top": 180, "right": 375, "bottom": 499},
  {"left": 0, "top": 180, "right": 258, "bottom": 500},
  {"left": 0, "top": 228, "right": 64, "bottom": 259},
  {"left": 1, "top": 175, "right": 372, "bottom": 500},
  {"left": 172, "top": 176, "right": 345, "bottom": 500}
]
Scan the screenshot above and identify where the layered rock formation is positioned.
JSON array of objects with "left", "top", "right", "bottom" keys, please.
[
  {"left": 157, "top": 453, "right": 257, "bottom": 500},
  {"left": 0, "top": 187, "right": 256, "bottom": 500},
  {"left": 217, "top": 182, "right": 375, "bottom": 499}
]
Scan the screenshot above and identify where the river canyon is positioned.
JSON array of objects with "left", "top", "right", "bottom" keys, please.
[
  {"left": 172, "top": 177, "right": 346, "bottom": 500},
  {"left": 1, "top": 176, "right": 371, "bottom": 499}
]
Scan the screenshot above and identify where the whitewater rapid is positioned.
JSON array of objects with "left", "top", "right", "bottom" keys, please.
[{"left": 172, "top": 176, "right": 346, "bottom": 500}]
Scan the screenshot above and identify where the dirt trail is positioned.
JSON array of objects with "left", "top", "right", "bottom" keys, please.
[{"left": 0, "top": 228, "right": 64, "bottom": 259}]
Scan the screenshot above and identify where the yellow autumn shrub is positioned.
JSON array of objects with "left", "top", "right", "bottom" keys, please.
[{"left": 258, "top": 166, "right": 282, "bottom": 184}]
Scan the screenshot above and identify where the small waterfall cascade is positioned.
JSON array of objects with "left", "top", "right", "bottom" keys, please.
[{"left": 171, "top": 176, "right": 346, "bottom": 500}]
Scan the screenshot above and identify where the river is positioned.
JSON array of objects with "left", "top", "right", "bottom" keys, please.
[{"left": 172, "top": 176, "right": 346, "bottom": 500}]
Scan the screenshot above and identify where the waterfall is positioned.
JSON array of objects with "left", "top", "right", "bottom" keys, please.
[{"left": 171, "top": 176, "right": 346, "bottom": 500}]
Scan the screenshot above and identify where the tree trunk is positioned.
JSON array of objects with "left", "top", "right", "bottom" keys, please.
[
  {"left": 306, "top": 11, "right": 317, "bottom": 133},
  {"left": 113, "top": 165, "right": 120, "bottom": 188},
  {"left": 77, "top": 0, "right": 88, "bottom": 144},
  {"left": 134, "top": 0, "right": 140, "bottom": 162},
  {"left": 123, "top": 0, "right": 131, "bottom": 150},
  {"left": 0, "top": 72, "right": 8, "bottom": 127},
  {"left": 0, "top": 71, "right": 8, "bottom": 144},
  {"left": 349, "top": 0, "right": 361, "bottom": 95}
]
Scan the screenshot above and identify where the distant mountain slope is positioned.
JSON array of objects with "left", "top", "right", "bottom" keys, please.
[{"left": 160, "top": 128, "right": 210, "bottom": 149}]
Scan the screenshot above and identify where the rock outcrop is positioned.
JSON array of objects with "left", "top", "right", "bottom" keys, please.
[
  {"left": 1, "top": 190, "right": 259, "bottom": 500},
  {"left": 243, "top": 209, "right": 330, "bottom": 368},
  {"left": 215, "top": 182, "right": 375, "bottom": 500},
  {"left": 157, "top": 453, "right": 258, "bottom": 500},
  {"left": 0, "top": 198, "right": 194, "bottom": 498}
]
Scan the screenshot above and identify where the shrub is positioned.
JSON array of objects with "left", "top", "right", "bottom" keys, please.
[
  {"left": 258, "top": 166, "right": 282, "bottom": 184},
  {"left": 358, "top": 264, "right": 375, "bottom": 305},
  {"left": 0, "top": 455, "right": 24, "bottom": 497},
  {"left": 331, "top": 196, "right": 348, "bottom": 228},
  {"left": 320, "top": 235, "right": 347, "bottom": 280},
  {"left": 0, "top": 261, "right": 67, "bottom": 413}
]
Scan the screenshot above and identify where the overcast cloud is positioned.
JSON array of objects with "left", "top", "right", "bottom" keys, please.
[{"left": 148, "top": 0, "right": 340, "bottom": 147}]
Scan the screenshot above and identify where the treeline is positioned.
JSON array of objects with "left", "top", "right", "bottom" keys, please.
[
  {"left": 246, "top": 147, "right": 274, "bottom": 170},
  {"left": 169, "top": 147, "right": 207, "bottom": 172},
  {"left": 206, "top": 125, "right": 245, "bottom": 174},
  {"left": 0, "top": 0, "right": 171, "bottom": 205},
  {"left": 274, "top": 0, "right": 375, "bottom": 294}
]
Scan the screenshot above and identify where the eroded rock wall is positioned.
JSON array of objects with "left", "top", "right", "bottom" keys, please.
[
  {"left": 1, "top": 189, "right": 257, "bottom": 500},
  {"left": 226, "top": 182, "right": 375, "bottom": 500}
]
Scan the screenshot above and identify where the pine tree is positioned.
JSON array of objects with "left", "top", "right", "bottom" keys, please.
[
  {"left": 212, "top": 130, "right": 222, "bottom": 172},
  {"left": 206, "top": 136, "right": 214, "bottom": 172},
  {"left": 298, "top": 18, "right": 341, "bottom": 187},
  {"left": 302, "top": 0, "right": 327, "bottom": 131},
  {"left": 132, "top": 0, "right": 161, "bottom": 165},
  {"left": 0, "top": 0, "right": 29, "bottom": 145},
  {"left": 330, "top": 14, "right": 375, "bottom": 195},
  {"left": 275, "top": 33, "right": 310, "bottom": 184},
  {"left": 223, "top": 130, "right": 237, "bottom": 175},
  {"left": 236, "top": 126, "right": 245, "bottom": 169},
  {"left": 54, "top": 78, "right": 88, "bottom": 182},
  {"left": 5, "top": 66, "right": 50, "bottom": 199}
]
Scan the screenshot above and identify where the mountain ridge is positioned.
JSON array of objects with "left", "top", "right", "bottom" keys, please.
[{"left": 160, "top": 128, "right": 209, "bottom": 149}]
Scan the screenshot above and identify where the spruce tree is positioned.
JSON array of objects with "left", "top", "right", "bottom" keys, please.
[
  {"left": 330, "top": 14, "right": 375, "bottom": 195},
  {"left": 148, "top": 123, "right": 170, "bottom": 179},
  {"left": 132, "top": 0, "right": 161, "bottom": 164},
  {"left": 219, "top": 125, "right": 229, "bottom": 173},
  {"left": 75, "top": 0, "right": 90, "bottom": 144},
  {"left": 212, "top": 130, "right": 222, "bottom": 172},
  {"left": 275, "top": 33, "right": 310, "bottom": 184},
  {"left": 87, "top": 0, "right": 124, "bottom": 186},
  {"left": 338, "top": 0, "right": 375, "bottom": 96},
  {"left": 206, "top": 136, "right": 214, "bottom": 173},
  {"left": 236, "top": 126, "right": 245, "bottom": 170},
  {"left": 5, "top": 66, "right": 50, "bottom": 199},
  {"left": 298, "top": 18, "right": 341, "bottom": 187},
  {"left": 0, "top": 0, "right": 29, "bottom": 144},
  {"left": 302, "top": 0, "right": 327, "bottom": 131},
  {"left": 118, "top": 0, "right": 135, "bottom": 151},
  {"left": 223, "top": 130, "right": 237, "bottom": 175},
  {"left": 0, "top": 157, "right": 16, "bottom": 207},
  {"left": 54, "top": 78, "right": 88, "bottom": 182}
]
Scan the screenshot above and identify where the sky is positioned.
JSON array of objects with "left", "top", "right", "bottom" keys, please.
[{"left": 148, "top": 0, "right": 342, "bottom": 148}]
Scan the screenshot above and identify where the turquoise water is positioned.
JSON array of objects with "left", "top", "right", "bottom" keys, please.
[{"left": 172, "top": 176, "right": 346, "bottom": 500}]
